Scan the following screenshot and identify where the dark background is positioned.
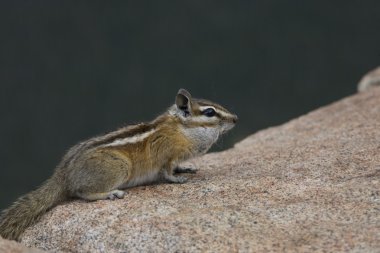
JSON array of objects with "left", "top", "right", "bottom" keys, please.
[{"left": 0, "top": 1, "right": 379, "bottom": 210}]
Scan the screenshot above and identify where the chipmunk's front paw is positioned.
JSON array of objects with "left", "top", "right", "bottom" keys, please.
[
  {"left": 174, "top": 176, "right": 188, "bottom": 184},
  {"left": 163, "top": 170, "right": 188, "bottom": 184},
  {"left": 164, "top": 174, "right": 188, "bottom": 184}
]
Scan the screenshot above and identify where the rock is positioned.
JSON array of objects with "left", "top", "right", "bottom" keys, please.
[
  {"left": 358, "top": 66, "right": 380, "bottom": 92},
  {"left": 20, "top": 88, "right": 380, "bottom": 252},
  {"left": 0, "top": 237, "right": 45, "bottom": 253}
]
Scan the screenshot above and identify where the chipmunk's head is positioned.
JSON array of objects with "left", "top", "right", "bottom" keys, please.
[{"left": 169, "top": 88, "right": 238, "bottom": 153}]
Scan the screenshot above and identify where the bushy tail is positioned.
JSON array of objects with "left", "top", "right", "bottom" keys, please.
[{"left": 0, "top": 176, "right": 67, "bottom": 241}]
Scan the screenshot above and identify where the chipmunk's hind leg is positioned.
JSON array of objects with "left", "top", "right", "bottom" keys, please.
[{"left": 70, "top": 150, "right": 130, "bottom": 201}]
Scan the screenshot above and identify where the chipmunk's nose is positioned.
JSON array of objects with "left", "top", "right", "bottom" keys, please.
[{"left": 232, "top": 115, "right": 238, "bottom": 124}]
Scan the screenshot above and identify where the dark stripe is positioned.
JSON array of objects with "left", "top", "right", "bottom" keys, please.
[
  {"left": 194, "top": 98, "right": 230, "bottom": 113},
  {"left": 87, "top": 114, "right": 168, "bottom": 148},
  {"left": 89, "top": 124, "right": 155, "bottom": 148},
  {"left": 59, "top": 120, "right": 161, "bottom": 168}
]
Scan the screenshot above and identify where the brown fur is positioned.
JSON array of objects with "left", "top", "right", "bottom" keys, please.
[{"left": 0, "top": 89, "right": 237, "bottom": 241}]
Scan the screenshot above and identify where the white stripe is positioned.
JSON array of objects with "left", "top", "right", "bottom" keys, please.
[
  {"left": 199, "top": 106, "right": 216, "bottom": 111},
  {"left": 199, "top": 106, "right": 232, "bottom": 118},
  {"left": 190, "top": 116, "right": 219, "bottom": 123},
  {"left": 215, "top": 109, "right": 232, "bottom": 118},
  {"left": 103, "top": 128, "right": 156, "bottom": 147}
]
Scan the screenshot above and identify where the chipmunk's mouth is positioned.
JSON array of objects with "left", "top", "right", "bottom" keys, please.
[
  {"left": 220, "top": 122, "right": 236, "bottom": 134},
  {"left": 220, "top": 115, "right": 237, "bottom": 134}
]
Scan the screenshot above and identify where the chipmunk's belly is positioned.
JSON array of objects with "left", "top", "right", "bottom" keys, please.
[{"left": 120, "top": 170, "right": 160, "bottom": 188}]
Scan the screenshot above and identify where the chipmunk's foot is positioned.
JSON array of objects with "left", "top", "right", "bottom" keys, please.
[
  {"left": 163, "top": 171, "right": 188, "bottom": 184},
  {"left": 171, "top": 176, "right": 188, "bottom": 183},
  {"left": 174, "top": 167, "right": 198, "bottom": 174},
  {"left": 107, "top": 190, "right": 126, "bottom": 200},
  {"left": 79, "top": 189, "right": 126, "bottom": 201}
]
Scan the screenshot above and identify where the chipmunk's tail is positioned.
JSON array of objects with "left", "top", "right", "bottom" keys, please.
[{"left": 0, "top": 175, "right": 67, "bottom": 241}]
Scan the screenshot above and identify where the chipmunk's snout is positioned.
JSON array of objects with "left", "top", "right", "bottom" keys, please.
[{"left": 219, "top": 113, "right": 238, "bottom": 134}]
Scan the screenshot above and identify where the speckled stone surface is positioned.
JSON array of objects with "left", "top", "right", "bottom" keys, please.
[
  {"left": 21, "top": 88, "right": 380, "bottom": 252},
  {"left": 0, "top": 237, "right": 45, "bottom": 253}
]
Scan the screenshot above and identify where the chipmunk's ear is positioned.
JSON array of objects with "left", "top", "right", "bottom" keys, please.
[{"left": 175, "top": 88, "right": 192, "bottom": 115}]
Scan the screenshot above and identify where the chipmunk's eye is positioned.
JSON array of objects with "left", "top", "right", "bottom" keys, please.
[{"left": 202, "top": 108, "right": 216, "bottom": 117}]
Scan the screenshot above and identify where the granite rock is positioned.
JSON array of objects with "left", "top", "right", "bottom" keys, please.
[
  {"left": 0, "top": 237, "right": 45, "bottom": 253},
  {"left": 20, "top": 88, "right": 380, "bottom": 252}
]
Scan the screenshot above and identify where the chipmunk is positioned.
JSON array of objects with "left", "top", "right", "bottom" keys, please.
[{"left": 0, "top": 88, "right": 237, "bottom": 241}]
